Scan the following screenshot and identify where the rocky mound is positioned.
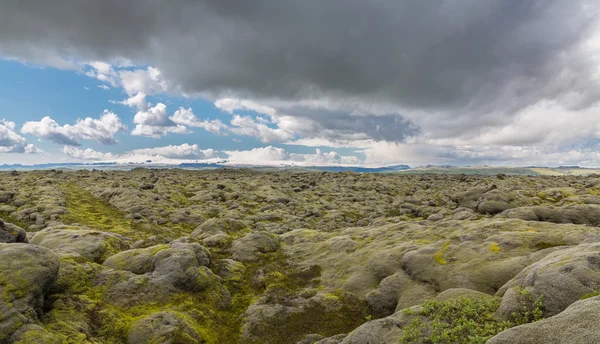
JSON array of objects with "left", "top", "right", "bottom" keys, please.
[{"left": 0, "top": 170, "right": 600, "bottom": 343}]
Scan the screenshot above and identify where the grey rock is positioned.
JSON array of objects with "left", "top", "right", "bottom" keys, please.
[
  {"left": 190, "top": 218, "right": 249, "bottom": 240},
  {"left": 452, "top": 185, "right": 496, "bottom": 209},
  {"left": 496, "top": 243, "right": 600, "bottom": 318},
  {"left": 231, "top": 232, "right": 280, "bottom": 262},
  {"left": 127, "top": 312, "right": 204, "bottom": 344},
  {"left": 0, "top": 243, "right": 60, "bottom": 343},
  {"left": 488, "top": 296, "right": 600, "bottom": 344},
  {"left": 31, "top": 227, "right": 131, "bottom": 263},
  {"left": 0, "top": 220, "right": 27, "bottom": 243}
]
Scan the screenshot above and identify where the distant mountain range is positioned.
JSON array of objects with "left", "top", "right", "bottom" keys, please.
[
  {"left": 3, "top": 161, "right": 600, "bottom": 175},
  {"left": 0, "top": 161, "right": 411, "bottom": 173}
]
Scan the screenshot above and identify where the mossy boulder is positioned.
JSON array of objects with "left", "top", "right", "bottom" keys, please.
[
  {"left": 231, "top": 232, "right": 280, "bottom": 262},
  {"left": 99, "top": 245, "right": 226, "bottom": 308},
  {"left": 151, "top": 248, "right": 221, "bottom": 293},
  {"left": 488, "top": 296, "right": 600, "bottom": 344},
  {"left": 503, "top": 204, "right": 600, "bottom": 225},
  {"left": 0, "top": 191, "right": 14, "bottom": 204},
  {"left": 242, "top": 292, "right": 368, "bottom": 344},
  {"left": 0, "top": 243, "right": 60, "bottom": 343},
  {"left": 496, "top": 242, "right": 600, "bottom": 318},
  {"left": 365, "top": 271, "right": 435, "bottom": 317},
  {"left": 452, "top": 185, "right": 496, "bottom": 209},
  {"left": 214, "top": 259, "right": 246, "bottom": 284},
  {"left": 31, "top": 227, "right": 131, "bottom": 263},
  {"left": 0, "top": 220, "right": 27, "bottom": 243},
  {"left": 435, "top": 288, "right": 493, "bottom": 302},
  {"left": 169, "top": 240, "right": 211, "bottom": 267},
  {"left": 477, "top": 189, "right": 513, "bottom": 215},
  {"left": 190, "top": 218, "right": 249, "bottom": 240},
  {"left": 8, "top": 324, "right": 62, "bottom": 344},
  {"left": 339, "top": 305, "right": 421, "bottom": 344},
  {"left": 297, "top": 333, "right": 347, "bottom": 344},
  {"left": 104, "top": 241, "right": 211, "bottom": 276},
  {"left": 103, "top": 244, "right": 170, "bottom": 274},
  {"left": 400, "top": 239, "right": 526, "bottom": 294},
  {"left": 127, "top": 312, "right": 205, "bottom": 344}
]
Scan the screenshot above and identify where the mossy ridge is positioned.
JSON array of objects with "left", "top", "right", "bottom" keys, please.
[
  {"left": 0, "top": 210, "right": 32, "bottom": 231},
  {"left": 210, "top": 249, "right": 325, "bottom": 343},
  {"left": 245, "top": 290, "right": 370, "bottom": 344},
  {"left": 59, "top": 183, "right": 161, "bottom": 240},
  {"left": 41, "top": 246, "right": 324, "bottom": 343},
  {"left": 42, "top": 276, "right": 231, "bottom": 343}
]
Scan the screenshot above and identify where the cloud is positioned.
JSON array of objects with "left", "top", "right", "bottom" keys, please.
[
  {"left": 2, "top": 1, "right": 597, "bottom": 112},
  {"left": 21, "top": 110, "right": 127, "bottom": 145},
  {"left": 63, "top": 143, "right": 219, "bottom": 161},
  {"left": 0, "top": 119, "right": 40, "bottom": 153},
  {"left": 289, "top": 148, "right": 361, "bottom": 165},
  {"left": 171, "top": 107, "right": 228, "bottom": 135},
  {"left": 118, "top": 92, "right": 148, "bottom": 110},
  {"left": 85, "top": 61, "right": 119, "bottom": 87},
  {"left": 129, "top": 143, "right": 220, "bottom": 159},
  {"left": 3, "top": 1, "right": 600, "bottom": 166},
  {"left": 215, "top": 98, "right": 276, "bottom": 116},
  {"left": 230, "top": 115, "right": 294, "bottom": 143},
  {"left": 119, "top": 67, "right": 167, "bottom": 96},
  {"left": 223, "top": 146, "right": 360, "bottom": 165},
  {"left": 62, "top": 143, "right": 221, "bottom": 162},
  {"left": 130, "top": 102, "right": 189, "bottom": 137},
  {"left": 62, "top": 146, "right": 114, "bottom": 160},
  {"left": 224, "top": 146, "right": 289, "bottom": 163}
]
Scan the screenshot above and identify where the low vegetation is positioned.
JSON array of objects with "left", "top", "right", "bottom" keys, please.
[{"left": 1, "top": 169, "right": 600, "bottom": 343}]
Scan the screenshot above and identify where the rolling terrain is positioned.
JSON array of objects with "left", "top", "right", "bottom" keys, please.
[{"left": 2, "top": 169, "right": 600, "bottom": 343}]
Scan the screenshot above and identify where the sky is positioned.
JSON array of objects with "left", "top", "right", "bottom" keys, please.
[{"left": 1, "top": 1, "right": 600, "bottom": 167}]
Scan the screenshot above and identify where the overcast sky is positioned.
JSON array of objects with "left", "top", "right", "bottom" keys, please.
[{"left": 1, "top": 1, "right": 600, "bottom": 166}]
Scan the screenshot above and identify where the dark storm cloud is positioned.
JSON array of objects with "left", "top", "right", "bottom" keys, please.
[
  {"left": 1, "top": 1, "right": 599, "bottom": 122},
  {"left": 276, "top": 106, "right": 419, "bottom": 142}
]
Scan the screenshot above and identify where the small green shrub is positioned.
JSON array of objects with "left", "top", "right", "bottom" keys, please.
[{"left": 400, "top": 296, "right": 544, "bottom": 344}]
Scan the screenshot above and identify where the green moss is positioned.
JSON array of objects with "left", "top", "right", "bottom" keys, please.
[
  {"left": 52, "top": 256, "right": 103, "bottom": 295},
  {"left": 580, "top": 291, "right": 600, "bottom": 300},
  {"left": 0, "top": 270, "right": 35, "bottom": 303},
  {"left": 59, "top": 183, "right": 189, "bottom": 240},
  {"left": 59, "top": 183, "right": 150, "bottom": 240},
  {"left": 244, "top": 290, "right": 369, "bottom": 344},
  {"left": 489, "top": 243, "right": 500, "bottom": 253},
  {"left": 0, "top": 210, "right": 32, "bottom": 231},
  {"left": 435, "top": 241, "right": 451, "bottom": 265},
  {"left": 534, "top": 241, "right": 567, "bottom": 250}
]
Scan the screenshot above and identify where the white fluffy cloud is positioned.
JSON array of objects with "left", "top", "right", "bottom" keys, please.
[
  {"left": 290, "top": 148, "right": 361, "bottom": 165},
  {"left": 230, "top": 115, "right": 294, "bottom": 143},
  {"left": 119, "top": 67, "right": 167, "bottom": 96},
  {"left": 85, "top": 61, "right": 119, "bottom": 87},
  {"left": 224, "top": 146, "right": 360, "bottom": 165},
  {"left": 131, "top": 102, "right": 189, "bottom": 138},
  {"left": 119, "top": 92, "right": 148, "bottom": 110},
  {"left": 171, "top": 107, "right": 228, "bottom": 135},
  {"left": 224, "top": 146, "right": 290, "bottom": 163},
  {"left": 215, "top": 98, "right": 276, "bottom": 116},
  {"left": 21, "top": 111, "right": 127, "bottom": 145},
  {"left": 0, "top": 119, "right": 40, "bottom": 153},
  {"left": 129, "top": 144, "right": 220, "bottom": 159},
  {"left": 62, "top": 146, "right": 114, "bottom": 160},
  {"left": 63, "top": 143, "right": 220, "bottom": 162}
]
